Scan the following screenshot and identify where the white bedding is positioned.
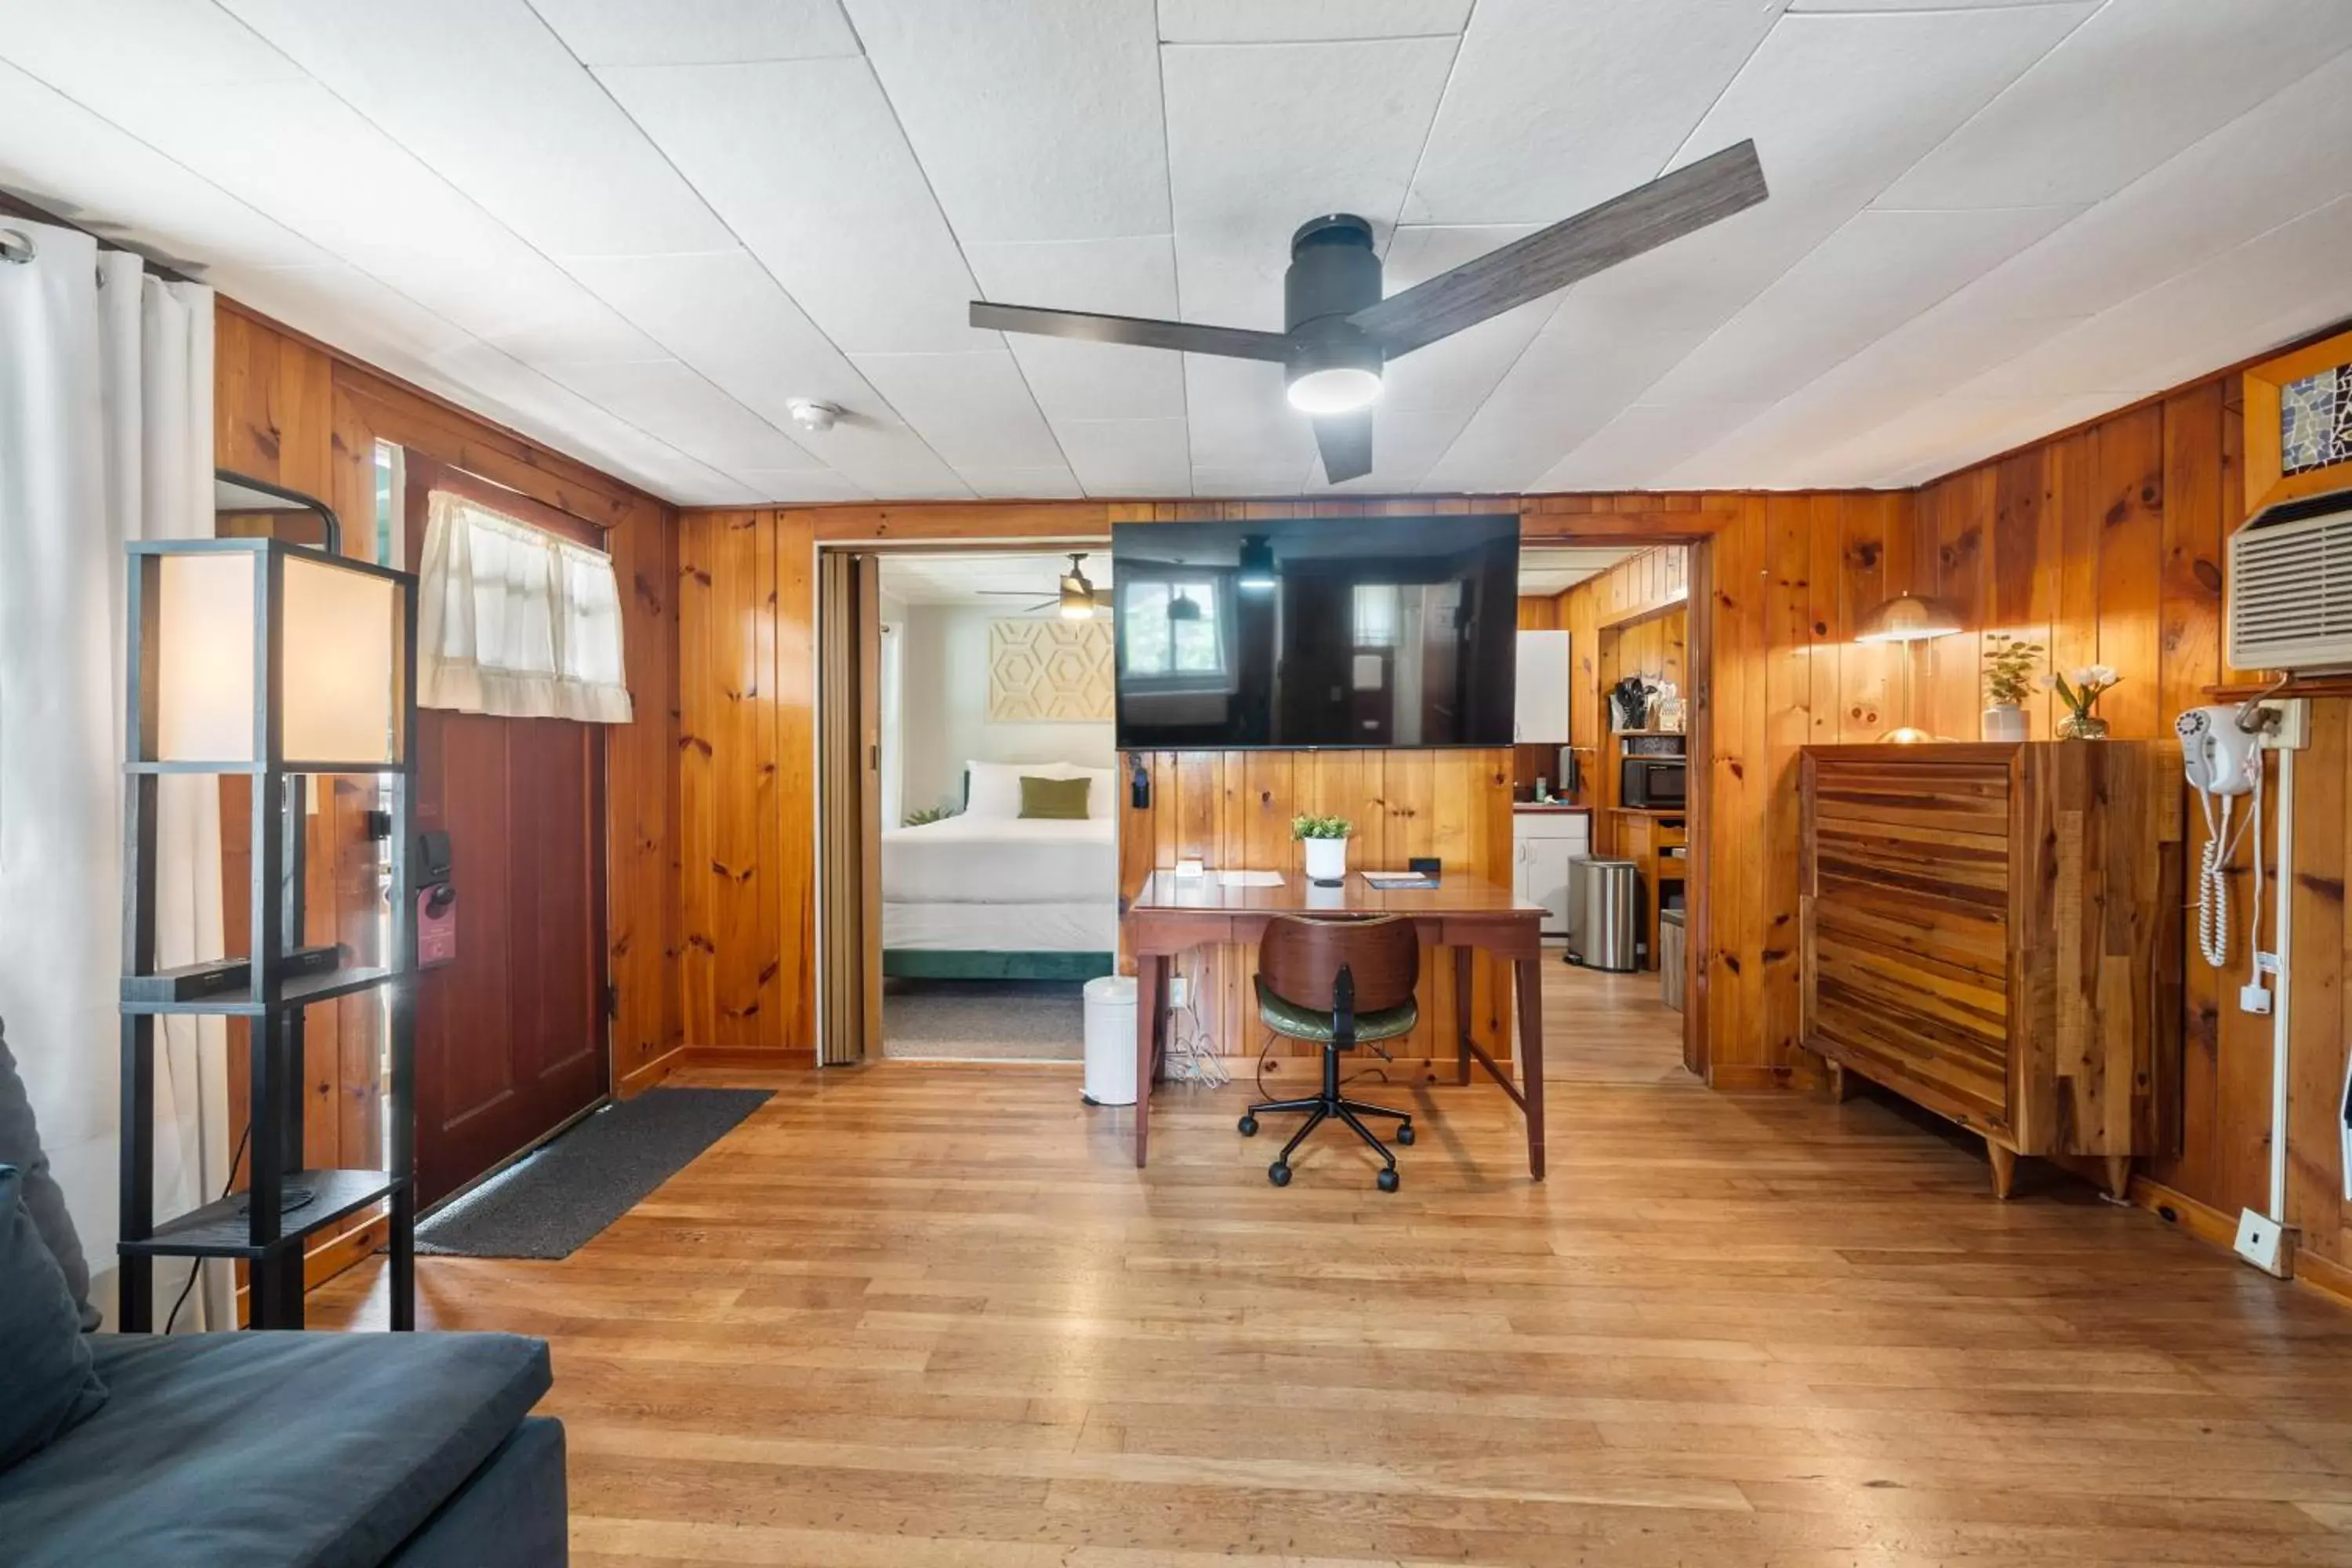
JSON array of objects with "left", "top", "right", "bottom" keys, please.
[
  {"left": 883, "top": 899, "right": 1115, "bottom": 953},
  {"left": 880, "top": 814, "right": 1116, "bottom": 906}
]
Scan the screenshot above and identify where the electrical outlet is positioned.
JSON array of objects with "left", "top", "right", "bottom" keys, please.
[
  {"left": 2234, "top": 1209, "right": 2288, "bottom": 1276},
  {"left": 1167, "top": 976, "right": 1189, "bottom": 1009},
  {"left": 2257, "top": 696, "right": 2311, "bottom": 750}
]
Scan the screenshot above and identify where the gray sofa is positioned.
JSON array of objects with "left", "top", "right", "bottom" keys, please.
[{"left": 0, "top": 1025, "right": 567, "bottom": 1566}]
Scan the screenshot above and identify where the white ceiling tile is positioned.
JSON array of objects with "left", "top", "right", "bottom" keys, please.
[
  {"left": 1964, "top": 192, "right": 2352, "bottom": 400},
  {"left": 848, "top": 350, "right": 1065, "bottom": 469},
  {"left": 1376, "top": 225, "right": 1552, "bottom": 412},
  {"left": 1191, "top": 464, "right": 1316, "bottom": 496},
  {"left": 538, "top": 358, "right": 826, "bottom": 471},
  {"left": 1878, "top": 0, "right": 2352, "bottom": 211},
  {"left": 729, "top": 468, "right": 873, "bottom": 503},
  {"left": 848, "top": 0, "right": 1167, "bottom": 244},
  {"left": 596, "top": 59, "right": 992, "bottom": 354},
  {"left": 223, "top": 263, "right": 474, "bottom": 362},
  {"left": 960, "top": 467, "right": 1089, "bottom": 500},
  {"left": 529, "top": 0, "right": 861, "bottom": 65},
  {"left": 1181, "top": 356, "right": 1310, "bottom": 469},
  {"left": 795, "top": 419, "right": 975, "bottom": 499},
  {"left": 219, "top": 0, "right": 735, "bottom": 258},
  {"left": 1420, "top": 305, "right": 1711, "bottom": 492},
  {"left": 1639, "top": 203, "right": 2080, "bottom": 407},
  {"left": 1677, "top": 6, "right": 2097, "bottom": 209},
  {"left": 967, "top": 236, "right": 1187, "bottom": 419},
  {"left": 1054, "top": 417, "right": 1195, "bottom": 494},
  {"left": 0, "top": 62, "right": 329, "bottom": 275},
  {"left": 1534, "top": 402, "right": 1773, "bottom": 491},
  {"left": 1157, "top": 1, "right": 1472, "bottom": 43},
  {"left": 1163, "top": 36, "right": 1458, "bottom": 329},
  {"left": 1403, "top": 0, "right": 1784, "bottom": 225},
  {"left": 0, "top": 0, "right": 307, "bottom": 88}
]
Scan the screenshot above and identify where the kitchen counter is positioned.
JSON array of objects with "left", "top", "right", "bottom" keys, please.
[{"left": 1512, "top": 802, "right": 1592, "bottom": 815}]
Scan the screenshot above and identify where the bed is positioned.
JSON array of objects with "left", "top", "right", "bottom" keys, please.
[{"left": 880, "top": 761, "right": 1119, "bottom": 982}]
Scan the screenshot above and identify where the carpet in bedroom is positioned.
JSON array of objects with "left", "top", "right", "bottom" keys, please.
[{"left": 882, "top": 978, "right": 1084, "bottom": 1062}]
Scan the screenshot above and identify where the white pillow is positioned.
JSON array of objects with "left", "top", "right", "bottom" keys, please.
[
  {"left": 1067, "top": 765, "right": 1118, "bottom": 818},
  {"left": 963, "top": 760, "right": 1036, "bottom": 818}
]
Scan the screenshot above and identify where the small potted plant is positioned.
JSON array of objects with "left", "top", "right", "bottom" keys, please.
[
  {"left": 1981, "top": 632, "right": 2042, "bottom": 742},
  {"left": 2046, "top": 665, "right": 2122, "bottom": 739},
  {"left": 1293, "top": 813, "right": 1352, "bottom": 886}
]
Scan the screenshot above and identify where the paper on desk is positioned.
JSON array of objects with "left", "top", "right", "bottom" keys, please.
[{"left": 1216, "top": 869, "right": 1286, "bottom": 887}]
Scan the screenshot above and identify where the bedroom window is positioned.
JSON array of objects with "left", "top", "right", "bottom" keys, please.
[
  {"left": 1122, "top": 580, "right": 1225, "bottom": 677},
  {"left": 416, "top": 490, "right": 633, "bottom": 723},
  {"left": 1352, "top": 583, "right": 1399, "bottom": 647}
]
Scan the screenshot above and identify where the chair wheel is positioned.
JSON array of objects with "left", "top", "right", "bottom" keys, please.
[
  {"left": 1269, "top": 1161, "right": 1292, "bottom": 1187},
  {"left": 1376, "top": 1167, "right": 1399, "bottom": 1193},
  {"left": 1396, "top": 1122, "right": 1415, "bottom": 1146},
  {"left": 1237, "top": 1114, "right": 1258, "bottom": 1137}
]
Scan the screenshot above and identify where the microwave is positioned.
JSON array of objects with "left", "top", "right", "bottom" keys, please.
[{"left": 1621, "top": 756, "right": 1686, "bottom": 808}]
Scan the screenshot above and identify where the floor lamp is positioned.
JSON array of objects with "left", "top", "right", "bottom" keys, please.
[{"left": 1853, "top": 592, "right": 1962, "bottom": 743}]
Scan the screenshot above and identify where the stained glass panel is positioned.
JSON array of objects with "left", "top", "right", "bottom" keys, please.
[{"left": 2280, "top": 361, "right": 2351, "bottom": 477}]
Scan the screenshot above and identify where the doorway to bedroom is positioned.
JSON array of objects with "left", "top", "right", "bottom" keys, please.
[{"left": 866, "top": 549, "right": 1118, "bottom": 1063}]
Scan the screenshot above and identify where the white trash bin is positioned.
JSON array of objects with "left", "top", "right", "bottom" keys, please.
[{"left": 1082, "top": 975, "right": 1138, "bottom": 1107}]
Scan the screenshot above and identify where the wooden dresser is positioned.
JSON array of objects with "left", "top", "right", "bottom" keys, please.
[{"left": 1798, "top": 743, "right": 2183, "bottom": 1198}]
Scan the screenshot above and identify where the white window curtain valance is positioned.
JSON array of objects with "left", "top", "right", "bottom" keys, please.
[{"left": 417, "top": 491, "right": 633, "bottom": 724}]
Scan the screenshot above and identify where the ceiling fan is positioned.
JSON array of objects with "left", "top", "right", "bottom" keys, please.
[
  {"left": 971, "top": 141, "right": 1766, "bottom": 485},
  {"left": 978, "top": 552, "right": 1111, "bottom": 619}
]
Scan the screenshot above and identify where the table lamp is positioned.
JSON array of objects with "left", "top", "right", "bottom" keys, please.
[{"left": 1853, "top": 592, "right": 1962, "bottom": 743}]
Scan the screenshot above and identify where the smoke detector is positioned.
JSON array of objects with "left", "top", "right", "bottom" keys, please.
[{"left": 787, "top": 398, "right": 842, "bottom": 434}]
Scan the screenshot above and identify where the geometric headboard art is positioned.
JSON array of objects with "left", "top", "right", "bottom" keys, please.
[{"left": 988, "top": 619, "right": 1114, "bottom": 722}]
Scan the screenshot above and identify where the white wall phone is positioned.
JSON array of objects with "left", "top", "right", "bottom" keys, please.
[{"left": 2176, "top": 703, "right": 2266, "bottom": 973}]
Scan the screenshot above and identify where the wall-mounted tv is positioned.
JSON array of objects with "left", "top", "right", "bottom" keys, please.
[{"left": 1110, "top": 514, "right": 1519, "bottom": 750}]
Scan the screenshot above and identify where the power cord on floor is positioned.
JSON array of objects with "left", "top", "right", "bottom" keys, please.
[{"left": 162, "top": 1124, "right": 249, "bottom": 1336}]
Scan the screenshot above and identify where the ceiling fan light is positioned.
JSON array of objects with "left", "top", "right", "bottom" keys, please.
[
  {"left": 1286, "top": 365, "right": 1381, "bottom": 415},
  {"left": 1058, "top": 581, "right": 1095, "bottom": 619}
]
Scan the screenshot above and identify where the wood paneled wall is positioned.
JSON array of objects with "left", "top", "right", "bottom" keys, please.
[
  {"left": 1118, "top": 750, "right": 1518, "bottom": 1063},
  {"left": 213, "top": 303, "right": 684, "bottom": 1118}
]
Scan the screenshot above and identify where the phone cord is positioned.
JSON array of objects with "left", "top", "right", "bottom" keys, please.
[{"left": 2196, "top": 791, "right": 2242, "bottom": 970}]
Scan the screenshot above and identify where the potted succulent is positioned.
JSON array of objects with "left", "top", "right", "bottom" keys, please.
[
  {"left": 1980, "top": 632, "right": 2042, "bottom": 742},
  {"left": 2046, "top": 665, "right": 2122, "bottom": 739},
  {"left": 1293, "top": 813, "right": 1352, "bottom": 886}
]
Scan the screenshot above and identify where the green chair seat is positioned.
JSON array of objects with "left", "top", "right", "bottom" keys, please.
[{"left": 1254, "top": 976, "right": 1418, "bottom": 1047}]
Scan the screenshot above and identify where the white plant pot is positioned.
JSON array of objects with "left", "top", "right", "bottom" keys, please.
[
  {"left": 1301, "top": 836, "right": 1348, "bottom": 884},
  {"left": 1982, "top": 702, "right": 2027, "bottom": 742}
]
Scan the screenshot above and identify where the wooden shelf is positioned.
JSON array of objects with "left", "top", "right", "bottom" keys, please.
[
  {"left": 119, "top": 1169, "right": 405, "bottom": 1261},
  {"left": 1610, "top": 728, "right": 1686, "bottom": 739},
  {"left": 121, "top": 964, "right": 401, "bottom": 1016}
]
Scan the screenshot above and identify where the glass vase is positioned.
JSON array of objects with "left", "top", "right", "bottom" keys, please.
[{"left": 2056, "top": 710, "right": 2109, "bottom": 740}]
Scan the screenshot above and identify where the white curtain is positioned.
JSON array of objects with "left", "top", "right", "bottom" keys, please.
[
  {"left": 417, "top": 491, "right": 633, "bottom": 724},
  {"left": 0, "top": 220, "right": 226, "bottom": 1329}
]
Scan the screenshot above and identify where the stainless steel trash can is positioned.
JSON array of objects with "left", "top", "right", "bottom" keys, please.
[{"left": 1566, "top": 858, "right": 1638, "bottom": 973}]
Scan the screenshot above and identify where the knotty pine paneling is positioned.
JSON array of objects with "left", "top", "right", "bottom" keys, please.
[
  {"left": 1119, "top": 748, "right": 1518, "bottom": 1064},
  {"left": 213, "top": 302, "right": 684, "bottom": 1119}
]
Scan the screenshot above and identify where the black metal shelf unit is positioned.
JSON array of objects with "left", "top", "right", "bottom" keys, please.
[{"left": 116, "top": 525, "right": 419, "bottom": 1332}]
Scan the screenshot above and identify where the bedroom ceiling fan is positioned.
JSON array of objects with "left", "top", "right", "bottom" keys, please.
[
  {"left": 971, "top": 141, "right": 1767, "bottom": 485},
  {"left": 978, "top": 552, "right": 1111, "bottom": 619}
]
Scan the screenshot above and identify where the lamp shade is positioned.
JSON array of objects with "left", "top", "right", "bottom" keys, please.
[
  {"left": 140, "top": 538, "right": 408, "bottom": 770},
  {"left": 1853, "top": 592, "right": 1962, "bottom": 644}
]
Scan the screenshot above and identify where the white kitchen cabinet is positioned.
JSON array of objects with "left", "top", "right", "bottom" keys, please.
[
  {"left": 1514, "top": 629, "right": 1570, "bottom": 743},
  {"left": 1512, "top": 809, "right": 1588, "bottom": 937}
]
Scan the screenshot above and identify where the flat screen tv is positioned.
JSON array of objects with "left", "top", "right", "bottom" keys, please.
[{"left": 1111, "top": 514, "right": 1519, "bottom": 750}]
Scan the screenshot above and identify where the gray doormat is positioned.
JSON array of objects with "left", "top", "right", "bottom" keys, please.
[{"left": 415, "top": 1087, "right": 771, "bottom": 1259}]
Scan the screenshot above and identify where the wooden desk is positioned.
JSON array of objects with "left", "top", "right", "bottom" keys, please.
[{"left": 1125, "top": 872, "right": 1548, "bottom": 1178}]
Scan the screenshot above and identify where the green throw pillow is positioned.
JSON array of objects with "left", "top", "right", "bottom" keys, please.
[{"left": 1018, "top": 775, "right": 1091, "bottom": 820}]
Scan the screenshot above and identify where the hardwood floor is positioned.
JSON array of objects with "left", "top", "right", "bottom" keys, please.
[{"left": 315, "top": 961, "right": 2352, "bottom": 1566}]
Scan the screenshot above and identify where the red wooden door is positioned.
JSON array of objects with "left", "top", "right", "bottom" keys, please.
[{"left": 405, "top": 461, "right": 610, "bottom": 1207}]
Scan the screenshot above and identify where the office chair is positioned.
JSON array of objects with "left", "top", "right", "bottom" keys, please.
[{"left": 1238, "top": 913, "right": 1419, "bottom": 1192}]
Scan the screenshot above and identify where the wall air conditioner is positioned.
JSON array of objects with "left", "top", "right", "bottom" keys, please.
[{"left": 2228, "top": 492, "right": 2352, "bottom": 673}]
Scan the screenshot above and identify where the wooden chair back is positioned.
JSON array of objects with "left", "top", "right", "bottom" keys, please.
[{"left": 1257, "top": 914, "right": 1419, "bottom": 1014}]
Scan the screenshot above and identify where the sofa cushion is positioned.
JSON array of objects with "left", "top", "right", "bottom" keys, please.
[
  {"left": 0, "top": 1330, "right": 551, "bottom": 1568},
  {"left": 0, "top": 1167, "right": 107, "bottom": 1468},
  {"left": 0, "top": 1022, "right": 96, "bottom": 1329}
]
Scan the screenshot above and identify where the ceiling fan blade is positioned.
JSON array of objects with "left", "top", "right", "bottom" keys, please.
[
  {"left": 1349, "top": 140, "right": 1769, "bottom": 358},
  {"left": 1314, "top": 413, "right": 1374, "bottom": 485},
  {"left": 972, "top": 301, "right": 1291, "bottom": 363}
]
